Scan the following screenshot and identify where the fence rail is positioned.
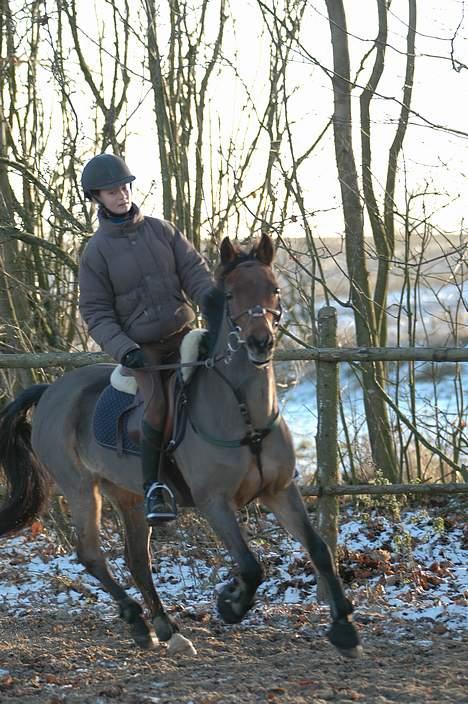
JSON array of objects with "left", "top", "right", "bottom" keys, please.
[
  {"left": 0, "top": 346, "right": 467, "bottom": 369},
  {"left": 301, "top": 482, "right": 468, "bottom": 497}
]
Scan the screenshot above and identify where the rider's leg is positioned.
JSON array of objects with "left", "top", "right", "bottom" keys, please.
[
  {"left": 141, "top": 417, "right": 177, "bottom": 524},
  {"left": 132, "top": 357, "right": 177, "bottom": 524}
]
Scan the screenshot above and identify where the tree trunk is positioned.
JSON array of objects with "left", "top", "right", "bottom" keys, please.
[
  {"left": 316, "top": 307, "right": 339, "bottom": 577},
  {"left": 325, "top": 0, "right": 398, "bottom": 481}
]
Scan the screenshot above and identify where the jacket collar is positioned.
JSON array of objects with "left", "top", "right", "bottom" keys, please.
[{"left": 97, "top": 203, "right": 145, "bottom": 236}]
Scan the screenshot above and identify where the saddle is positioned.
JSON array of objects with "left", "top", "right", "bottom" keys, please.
[{"left": 93, "top": 328, "right": 207, "bottom": 455}]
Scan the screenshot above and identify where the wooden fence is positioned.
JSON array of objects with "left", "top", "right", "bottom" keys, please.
[{"left": 1, "top": 307, "right": 467, "bottom": 554}]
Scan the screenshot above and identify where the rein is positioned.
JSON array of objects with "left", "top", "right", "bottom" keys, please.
[{"left": 137, "top": 354, "right": 224, "bottom": 374}]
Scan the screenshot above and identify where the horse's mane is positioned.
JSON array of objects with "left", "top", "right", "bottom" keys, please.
[{"left": 202, "top": 286, "right": 225, "bottom": 341}]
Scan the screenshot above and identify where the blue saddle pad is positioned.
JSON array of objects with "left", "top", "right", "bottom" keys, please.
[{"left": 93, "top": 385, "right": 141, "bottom": 455}]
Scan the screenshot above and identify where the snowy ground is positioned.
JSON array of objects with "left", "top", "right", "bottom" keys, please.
[{"left": 0, "top": 501, "right": 465, "bottom": 640}]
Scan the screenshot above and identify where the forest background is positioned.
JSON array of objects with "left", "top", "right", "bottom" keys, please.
[{"left": 0, "top": 0, "right": 467, "bottom": 487}]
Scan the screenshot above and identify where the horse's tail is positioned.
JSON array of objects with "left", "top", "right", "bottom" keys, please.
[{"left": 0, "top": 384, "right": 51, "bottom": 537}]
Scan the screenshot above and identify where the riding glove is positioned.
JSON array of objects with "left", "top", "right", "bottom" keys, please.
[{"left": 122, "top": 348, "right": 146, "bottom": 369}]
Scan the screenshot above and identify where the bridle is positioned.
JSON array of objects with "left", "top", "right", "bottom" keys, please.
[
  {"left": 226, "top": 292, "right": 282, "bottom": 329},
  {"left": 224, "top": 282, "right": 282, "bottom": 354}
]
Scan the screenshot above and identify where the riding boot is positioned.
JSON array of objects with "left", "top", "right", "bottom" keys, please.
[{"left": 141, "top": 420, "right": 177, "bottom": 524}]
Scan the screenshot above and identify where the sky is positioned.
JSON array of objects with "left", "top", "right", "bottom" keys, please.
[
  {"left": 128, "top": 0, "right": 468, "bottom": 237},
  {"left": 18, "top": 0, "right": 468, "bottom": 238}
]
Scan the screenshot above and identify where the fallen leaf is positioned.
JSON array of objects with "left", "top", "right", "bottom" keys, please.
[
  {"left": 0, "top": 674, "right": 14, "bottom": 689},
  {"left": 30, "top": 520, "right": 44, "bottom": 538}
]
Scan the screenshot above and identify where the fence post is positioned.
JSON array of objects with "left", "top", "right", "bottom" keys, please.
[{"left": 315, "top": 306, "right": 339, "bottom": 599}]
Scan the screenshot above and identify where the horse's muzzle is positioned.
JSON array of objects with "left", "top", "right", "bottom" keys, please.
[{"left": 246, "top": 333, "right": 274, "bottom": 366}]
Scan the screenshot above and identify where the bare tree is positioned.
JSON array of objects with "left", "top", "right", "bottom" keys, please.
[
  {"left": 145, "top": 0, "right": 226, "bottom": 249},
  {"left": 324, "top": 0, "right": 400, "bottom": 480},
  {"left": 0, "top": 1, "right": 87, "bottom": 395},
  {"left": 0, "top": 0, "right": 465, "bottom": 482}
]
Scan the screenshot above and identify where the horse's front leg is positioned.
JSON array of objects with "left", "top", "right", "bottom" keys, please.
[
  {"left": 261, "top": 482, "right": 362, "bottom": 658},
  {"left": 198, "top": 495, "right": 263, "bottom": 624}
]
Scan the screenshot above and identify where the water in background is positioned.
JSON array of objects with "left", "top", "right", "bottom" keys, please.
[{"left": 279, "top": 362, "right": 467, "bottom": 477}]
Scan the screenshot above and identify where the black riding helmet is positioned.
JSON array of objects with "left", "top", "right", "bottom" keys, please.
[{"left": 81, "top": 153, "right": 135, "bottom": 200}]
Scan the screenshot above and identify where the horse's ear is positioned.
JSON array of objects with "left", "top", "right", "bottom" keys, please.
[
  {"left": 220, "top": 237, "right": 237, "bottom": 265},
  {"left": 254, "top": 232, "right": 274, "bottom": 266}
]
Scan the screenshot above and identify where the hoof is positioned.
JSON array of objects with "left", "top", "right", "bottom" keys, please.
[
  {"left": 217, "top": 579, "right": 253, "bottom": 624},
  {"left": 131, "top": 616, "right": 158, "bottom": 650},
  {"left": 133, "top": 631, "right": 159, "bottom": 650},
  {"left": 327, "top": 618, "right": 362, "bottom": 658},
  {"left": 217, "top": 597, "right": 244, "bottom": 624},
  {"left": 166, "top": 633, "right": 197, "bottom": 657},
  {"left": 153, "top": 615, "right": 177, "bottom": 642},
  {"left": 120, "top": 602, "right": 157, "bottom": 650},
  {"left": 335, "top": 644, "right": 363, "bottom": 659},
  {"left": 218, "top": 594, "right": 252, "bottom": 623}
]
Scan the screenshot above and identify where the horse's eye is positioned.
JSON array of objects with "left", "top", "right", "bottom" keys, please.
[
  {"left": 225, "top": 291, "right": 233, "bottom": 300},
  {"left": 274, "top": 287, "right": 280, "bottom": 295}
]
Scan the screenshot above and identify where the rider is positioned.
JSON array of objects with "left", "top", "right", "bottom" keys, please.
[{"left": 79, "top": 153, "right": 214, "bottom": 524}]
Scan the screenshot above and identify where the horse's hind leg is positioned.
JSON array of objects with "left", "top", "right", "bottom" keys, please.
[
  {"left": 65, "top": 478, "right": 156, "bottom": 649},
  {"left": 101, "top": 482, "right": 181, "bottom": 642},
  {"left": 199, "top": 496, "right": 263, "bottom": 624},
  {"left": 261, "top": 482, "right": 362, "bottom": 658}
]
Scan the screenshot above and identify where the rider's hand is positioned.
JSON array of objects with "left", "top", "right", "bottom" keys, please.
[{"left": 121, "top": 348, "right": 146, "bottom": 369}]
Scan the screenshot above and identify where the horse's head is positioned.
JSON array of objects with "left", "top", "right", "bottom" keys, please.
[{"left": 216, "top": 233, "right": 281, "bottom": 366}]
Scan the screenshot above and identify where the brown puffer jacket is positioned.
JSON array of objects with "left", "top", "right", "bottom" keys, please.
[{"left": 79, "top": 205, "right": 214, "bottom": 362}]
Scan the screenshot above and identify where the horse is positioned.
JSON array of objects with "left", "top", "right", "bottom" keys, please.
[{"left": 0, "top": 233, "right": 361, "bottom": 658}]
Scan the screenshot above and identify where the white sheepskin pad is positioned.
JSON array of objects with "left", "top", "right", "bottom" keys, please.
[
  {"left": 180, "top": 328, "right": 207, "bottom": 382},
  {"left": 110, "top": 365, "right": 138, "bottom": 395}
]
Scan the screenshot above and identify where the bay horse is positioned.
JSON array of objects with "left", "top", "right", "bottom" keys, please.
[{"left": 0, "top": 233, "right": 361, "bottom": 657}]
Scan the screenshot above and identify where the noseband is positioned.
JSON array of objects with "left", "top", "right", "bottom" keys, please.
[{"left": 228, "top": 300, "right": 282, "bottom": 328}]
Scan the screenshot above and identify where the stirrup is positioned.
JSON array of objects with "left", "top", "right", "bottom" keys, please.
[{"left": 145, "top": 482, "right": 177, "bottom": 524}]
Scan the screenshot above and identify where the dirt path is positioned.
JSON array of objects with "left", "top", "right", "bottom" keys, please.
[
  {"left": 0, "top": 501, "right": 466, "bottom": 702},
  {"left": 0, "top": 606, "right": 466, "bottom": 704}
]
